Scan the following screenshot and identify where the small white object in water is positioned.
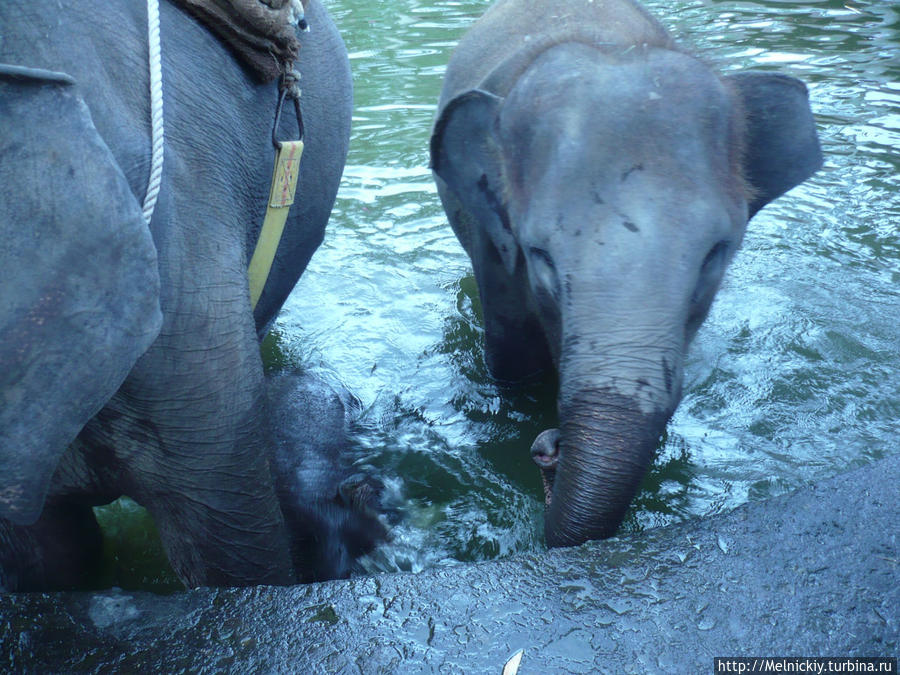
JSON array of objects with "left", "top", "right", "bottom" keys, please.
[{"left": 503, "top": 648, "right": 525, "bottom": 675}]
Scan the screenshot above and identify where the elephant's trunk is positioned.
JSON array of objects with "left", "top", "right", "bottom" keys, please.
[{"left": 542, "top": 387, "right": 672, "bottom": 548}]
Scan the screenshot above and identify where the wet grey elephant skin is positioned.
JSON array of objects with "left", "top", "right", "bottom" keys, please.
[
  {"left": 430, "top": 0, "right": 823, "bottom": 547},
  {"left": 266, "top": 375, "right": 388, "bottom": 584},
  {"left": 0, "top": 0, "right": 357, "bottom": 590}
]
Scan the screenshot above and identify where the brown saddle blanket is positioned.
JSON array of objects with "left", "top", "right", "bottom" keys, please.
[{"left": 174, "top": 0, "right": 309, "bottom": 83}]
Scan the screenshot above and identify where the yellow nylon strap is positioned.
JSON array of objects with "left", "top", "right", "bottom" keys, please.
[{"left": 248, "top": 140, "right": 304, "bottom": 310}]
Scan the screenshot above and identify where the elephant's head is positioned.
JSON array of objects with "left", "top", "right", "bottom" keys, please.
[
  {"left": 432, "top": 44, "right": 821, "bottom": 546},
  {"left": 266, "top": 374, "right": 388, "bottom": 581}
]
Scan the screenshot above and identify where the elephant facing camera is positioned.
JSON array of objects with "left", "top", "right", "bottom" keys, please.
[{"left": 431, "top": 0, "right": 822, "bottom": 548}]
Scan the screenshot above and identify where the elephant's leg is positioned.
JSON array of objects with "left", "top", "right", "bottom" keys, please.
[
  {"left": 472, "top": 239, "right": 554, "bottom": 383},
  {"left": 146, "top": 470, "right": 293, "bottom": 588},
  {"left": 0, "top": 501, "right": 102, "bottom": 592},
  {"left": 1, "top": 439, "right": 125, "bottom": 591},
  {"left": 77, "top": 283, "right": 296, "bottom": 588},
  {"left": 85, "top": 399, "right": 296, "bottom": 588},
  {"left": 440, "top": 185, "right": 554, "bottom": 383}
]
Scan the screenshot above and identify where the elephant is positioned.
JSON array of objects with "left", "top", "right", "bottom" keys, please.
[
  {"left": 0, "top": 0, "right": 370, "bottom": 590},
  {"left": 266, "top": 374, "right": 388, "bottom": 583},
  {"left": 1, "top": 372, "right": 387, "bottom": 591},
  {"left": 430, "top": 0, "right": 822, "bottom": 547}
]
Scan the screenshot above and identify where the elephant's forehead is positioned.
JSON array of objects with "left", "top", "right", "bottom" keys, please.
[
  {"left": 499, "top": 46, "right": 739, "bottom": 233},
  {"left": 499, "top": 44, "right": 732, "bottom": 162}
]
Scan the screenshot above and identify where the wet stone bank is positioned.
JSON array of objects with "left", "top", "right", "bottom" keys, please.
[{"left": 2, "top": 453, "right": 897, "bottom": 673}]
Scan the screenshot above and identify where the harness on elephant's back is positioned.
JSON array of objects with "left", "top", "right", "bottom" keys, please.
[
  {"left": 174, "top": 0, "right": 308, "bottom": 83},
  {"left": 172, "top": 0, "right": 309, "bottom": 311}
]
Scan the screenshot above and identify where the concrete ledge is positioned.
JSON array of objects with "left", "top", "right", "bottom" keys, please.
[{"left": 2, "top": 454, "right": 897, "bottom": 673}]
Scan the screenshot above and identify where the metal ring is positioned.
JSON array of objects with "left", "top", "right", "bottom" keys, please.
[{"left": 272, "top": 86, "right": 305, "bottom": 149}]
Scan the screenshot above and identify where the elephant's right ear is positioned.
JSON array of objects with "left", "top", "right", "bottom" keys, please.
[
  {"left": 430, "top": 90, "right": 518, "bottom": 276},
  {"left": 0, "top": 73, "right": 162, "bottom": 525},
  {"left": 726, "top": 72, "right": 823, "bottom": 219}
]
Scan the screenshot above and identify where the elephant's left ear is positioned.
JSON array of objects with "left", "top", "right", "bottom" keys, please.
[
  {"left": 726, "top": 72, "right": 823, "bottom": 218},
  {"left": 430, "top": 90, "right": 518, "bottom": 276}
]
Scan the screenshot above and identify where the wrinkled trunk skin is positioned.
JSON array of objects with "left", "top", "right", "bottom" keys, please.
[
  {"left": 540, "top": 313, "right": 683, "bottom": 546},
  {"left": 544, "top": 387, "right": 671, "bottom": 547}
]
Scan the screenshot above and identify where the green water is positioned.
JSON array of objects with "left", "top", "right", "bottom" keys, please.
[{"left": 100, "top": 0, "right": 900, "bottom": 587}]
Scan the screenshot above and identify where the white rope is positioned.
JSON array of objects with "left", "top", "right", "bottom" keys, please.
[{"left": 142, "top": 0, "right": 164, "bottom": 225}]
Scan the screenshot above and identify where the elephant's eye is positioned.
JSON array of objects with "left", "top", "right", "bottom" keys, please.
[
  {"left": 701, "top": 240, "right": 729, "bottom": 274},
  {"left": 528, "top": 247, "right": 555, "bottom": 270},
  {"left": 691, "top": 240, "right": 730, "bottom": 306},
  {"left": 686, "top": 240, "right": 730, "bottom": 336},
  {"left": 527, "top": 246, "right": 560, "bottom": 301}
]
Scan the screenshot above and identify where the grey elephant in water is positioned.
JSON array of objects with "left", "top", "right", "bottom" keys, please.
[
  {"left": 0, "top": 0, "right": 382, "bottom": 590},
  {"left": 431, "top": 0, "right": 822, "bottom": 547},
  {"left": 2, "top": 372, "right": 387, "bottom": 590},
  {"left": 266, "top": 374, "right": 387, "bottom": 584}
]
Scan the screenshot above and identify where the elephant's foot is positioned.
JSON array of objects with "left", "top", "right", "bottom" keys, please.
[
  {"left": 530, "top": 428, "right": 560, "bottom": 507},
  {"left": 0, "top": 503, "right": 103, "bottom": 592}
]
